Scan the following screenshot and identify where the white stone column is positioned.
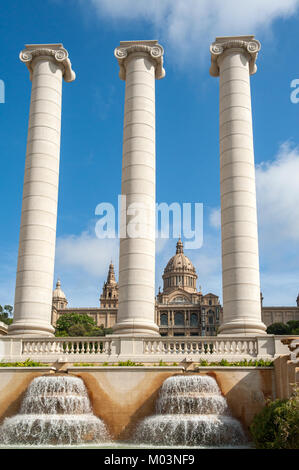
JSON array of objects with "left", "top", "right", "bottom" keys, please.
[
  {"left": 113, "top": 40, "right": 165, "bottom": 336},
  {"left": 9, "top": 44, "right": 75, "bottom": 336},
  {"left": 210, "top": 36, "right": 266, "bottom": 336}
]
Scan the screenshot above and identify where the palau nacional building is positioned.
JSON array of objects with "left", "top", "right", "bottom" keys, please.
[{"left": 51, "top": 238, "right": 299, "bottom": 337}]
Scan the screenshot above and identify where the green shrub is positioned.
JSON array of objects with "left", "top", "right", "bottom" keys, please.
[
  {"left": 0, "top": 358, "right": 46, "bottom": 367},
  {"left": 196, "top": 358, "right": 273, "bottom": 367},
  {"left": 198, "top": 359, "right": 209, "bottom": 366},
  {"left": 158, "top": 359, "right": 167, "bottom": 366},
  {"left": 266, "top": 320, "right": 299, "bottom": 335},
  {"left": 117, "top": 360, "right": 143, "bottom": 367},
  {"left": 73, "top": 363, "right": 95, "bottom": 367},
  {"left": 219, "top": 359, "right": 229, "bottom": 366},
  {"left": 250, "top": 389, "right": 299, "bottom": 449}
]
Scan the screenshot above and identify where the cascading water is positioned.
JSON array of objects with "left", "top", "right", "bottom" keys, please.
[
  {"left": 0, "top": 375, "right": 110, "bottom": 446},
  {"left": 133, "top": 375, "right": 247, "bottom": 447}
]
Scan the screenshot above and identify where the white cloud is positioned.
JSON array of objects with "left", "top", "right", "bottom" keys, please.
[
  {"left": 209, "top": 207, "right": 221, "bottom": 230},
  {"left": 203, "top": 142, "right": 299, "bottom": 305},
  {"left": 256, "top": 142, "right": 299, "bottom": 244},
  {"left": 86, "top": 0, "right": 299, "bottom": 63},
  {"left": 55, "top": 231, "right": 119, "bottom": 278},
  {"left": 54, "top": 232, "right": 119, "bottom": 307},
  {"left": 205, "top": 142, "right": 299, "bottom": 245}
]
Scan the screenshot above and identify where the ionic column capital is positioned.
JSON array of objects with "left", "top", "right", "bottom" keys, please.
[
  {"left": 19, "top": 43, "right": 76, "bottom": 82},
  {"left": 210, "top": 35, "right": 261, "bottom": 77},
  {"left": 114, "top": 40, "right": 165, "bottom": 80}
]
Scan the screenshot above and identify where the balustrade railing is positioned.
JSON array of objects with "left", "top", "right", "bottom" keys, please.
[
  {"left": 143, "top": 337, "right": 258, "bottom": 356},
  {"left": 20, "top": 336, "right": 259, "bottom": 358},
  {"left": 22, "top": 337, "right": 112, "bottom": 356}
]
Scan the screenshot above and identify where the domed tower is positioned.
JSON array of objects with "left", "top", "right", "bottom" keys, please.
[
  {"left": 162, "top": 239, "right": 198, "bottom": 294},
  {"left": 100, "top": 262, "right": 118, "bottom": 308},
  {"left": 52, "top": 279, "right": 68, "bottom": 310}
]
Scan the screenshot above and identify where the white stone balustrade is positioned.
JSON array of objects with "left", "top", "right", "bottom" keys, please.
[
  {"left": 143, "top": 337, "right": 258, "bottom": 357},
  {"left": 22, "top": 337, "right": 112, "bottom": 356},
  {"left": 0, "top": 335, "right": 292, "bottom": 363}
]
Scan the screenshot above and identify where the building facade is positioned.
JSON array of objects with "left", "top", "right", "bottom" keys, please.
[{"left": 52, "top": 240, "right": 299, "bottom": 335}]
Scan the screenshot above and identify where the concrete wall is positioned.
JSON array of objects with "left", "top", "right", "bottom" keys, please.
[
  {"left": 274, "top": 355, "right": 299, "bottom": 399},
  {"left": 0, "top": 366, "right": 276, "bottom": 441}
]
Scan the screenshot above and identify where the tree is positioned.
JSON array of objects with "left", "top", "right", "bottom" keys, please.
[
  {"left": 55, "top": 312, "right": 108, "bottom": 337},
  {"left": 266, "top": 322, "right": 291, "bottom": 335},
  {"left": 267, "top": 321, "right": 299, "bottom": 335},
  {"left": 287, "top": 320, "right": 299, "bottom": 335},
  {"left": 0, "top": 305, "right": 13, "bottom": 325},
  {"left": 250, "top": 388, "right": 299, "bottom": 449}
]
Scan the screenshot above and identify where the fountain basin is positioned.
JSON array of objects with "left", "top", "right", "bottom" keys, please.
[
  {"left": 134, "top": 414, "right": 247, "bottom": 446},
  {"left": 133, "top": 375, "right": 247, "bottom": 447},
  {"left": 0, "top": 375, "right": 110, "bottom": 445}
]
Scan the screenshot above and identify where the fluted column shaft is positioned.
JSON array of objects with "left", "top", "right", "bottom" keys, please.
[
  {"left": 9, "top": 44, "right": 75, "bottom": 336},
  {"left": 113, "top": 40, "right": 165, "bottom": 335},
  {"left": 210, "top": 36, "right": 266, "bottom": 336}
]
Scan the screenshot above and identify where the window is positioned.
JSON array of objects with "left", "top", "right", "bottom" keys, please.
[
  {"left": 170, "top": 296, "right": 188, "bottom": 304},
  {"left": 160, "top": 313, "right": 168, "bottom": 326},
  {"left": 174, "top": 312, "right": 184, "bottom": 325},
  {"left": 190, "top": 313, "right": 198, "bottom": 327}
]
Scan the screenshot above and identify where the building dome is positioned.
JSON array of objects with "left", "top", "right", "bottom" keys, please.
[
  {"left": 164, "top": 239, "right": 196, "bottom": 274},
  {"left": 52, "top": 279, "right": 68, "bottom": 309},
  {"left": 162, "top": 239, "right": 197, "bottom": 293}
]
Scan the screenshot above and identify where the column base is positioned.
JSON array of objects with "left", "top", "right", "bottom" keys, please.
[
  {"left": 112, "top": 319, "right": 160, "bottom": 336},
  {"left": 8, "top": 320, "right": 55, "bottom": 337},
  {"left": 218, "top": 319, "right": 267, "bottom": 336}
]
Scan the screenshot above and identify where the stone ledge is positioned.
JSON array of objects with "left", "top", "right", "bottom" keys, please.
[
  {"left": 0, "top": 367, "right": 55, "bottom": 371},
  {"left": 67, "top": 366, "right": 185, "bottom": 371},
  {"left": 195, "top": 366, "right": 274, "bottom": 370}
]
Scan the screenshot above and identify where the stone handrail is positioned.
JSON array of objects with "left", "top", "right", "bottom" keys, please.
[
  {"left": 143, "top": 337, "right": 258, "bottom": 356},
  {"left": 0, "top": 335, "right": 293, "bottom": 362},
  {"left": 22, "top": 337, "right": 112, "bottom": 356}
]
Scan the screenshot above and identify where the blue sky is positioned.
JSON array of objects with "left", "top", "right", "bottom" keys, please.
[{"left": 1, "top": 0, "right": 299, "bottom": 309}]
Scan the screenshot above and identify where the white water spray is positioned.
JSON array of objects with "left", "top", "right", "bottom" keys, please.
[
  {"left": 133, "top": 375, "right": 247, "bottom": 446},
  {"left": 0, "top": 375, "right": 110, "bottom": 445}
]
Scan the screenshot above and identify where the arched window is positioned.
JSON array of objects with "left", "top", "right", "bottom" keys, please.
[
  {"left": 160, "top": 313, "right": 168, "bottom": 326},
  {"left": 174, "top": 312, "right": 184, "bottom": 325},
  {"left": 190, "top": 313, "right": 198, "bottom": 326}
]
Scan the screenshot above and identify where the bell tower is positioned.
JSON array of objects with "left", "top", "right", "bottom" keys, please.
[{"left": 100, "top": 262, "right": 118, "bottom": 309}]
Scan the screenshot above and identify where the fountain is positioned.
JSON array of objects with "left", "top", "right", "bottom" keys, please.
[
  {"left": 133, "top": 375, "right": 248, "bottom": 447},
  {"left": 0, "top": 375, "right": 110, "bottom": 446}
]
